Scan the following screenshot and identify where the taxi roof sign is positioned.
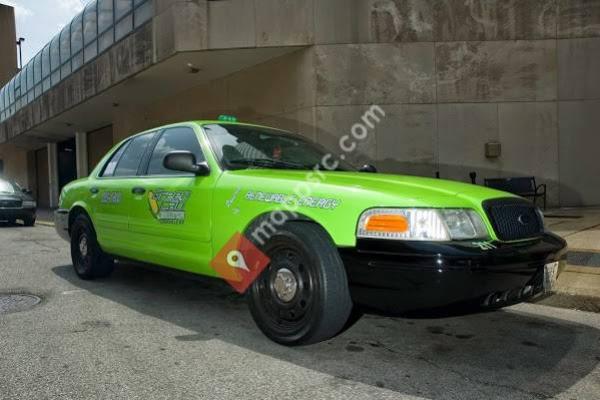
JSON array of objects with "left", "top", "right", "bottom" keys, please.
[{"left": 218, "top": 115, "right": 238, "bottom": 122}]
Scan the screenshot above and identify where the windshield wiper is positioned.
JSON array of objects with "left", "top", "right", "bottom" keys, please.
[{"left": 227, "top": 158, "right": 308, "bottom": 170}]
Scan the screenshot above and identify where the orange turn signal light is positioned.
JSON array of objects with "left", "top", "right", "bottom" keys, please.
[{"left": 365, "top": 214, "right": 409, "bottom": 233}]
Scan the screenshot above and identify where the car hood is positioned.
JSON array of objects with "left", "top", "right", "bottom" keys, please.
[
  {"left": 0, "top": 194, "right": 23, "bottom": 201},
  {"left": 223, "top": 169, "right": 514, "bottom": 209}
]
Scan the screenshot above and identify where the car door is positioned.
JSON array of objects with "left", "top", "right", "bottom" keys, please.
[
  {"left": 90, "top": 131, "right": 157, "bottom": 256},
  {"left": 126, "top": 125, "right": 217, "bottom": 274}
]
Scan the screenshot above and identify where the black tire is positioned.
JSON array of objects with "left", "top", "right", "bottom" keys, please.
[
  {"left": 22, "top": 216, "right": 35, "bottom": 227},
  {"left": 247, "top": 222, "right": 353, "bottom": 345},
  {"left": 70, "top": 214, "right": 114, "bottom": 280}
]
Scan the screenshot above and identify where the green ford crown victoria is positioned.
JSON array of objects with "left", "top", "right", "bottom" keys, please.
[{"left": 55, "top": 118, "right": 567, "bottom": 345}]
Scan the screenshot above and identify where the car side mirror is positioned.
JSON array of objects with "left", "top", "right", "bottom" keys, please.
[
  {"left": 358, "top": 164, "right": 377, "bottom": 173},
  {"left": 163, "top": 151, "right": 210, "bottom": 176},
  {"left": 22, "top": 188, "right": 32, "bottom": 195}
]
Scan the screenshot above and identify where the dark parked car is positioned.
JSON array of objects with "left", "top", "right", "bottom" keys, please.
[{"left": 0, "top": 178, "right": 36, "bottom": 226}]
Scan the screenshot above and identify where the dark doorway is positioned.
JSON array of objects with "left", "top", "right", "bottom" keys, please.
[{"left": 58, "top": 138, "right": 77, "bottom": 192}]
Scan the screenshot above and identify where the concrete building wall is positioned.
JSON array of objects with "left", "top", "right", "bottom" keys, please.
[
  {"left": 87, "top": 125, "right": 114, "bottom": 172},
  {"left": 0, "top": 4, "right": 17, "bottom": 87},
  {"left": 104, "top": 0, "right": 600, "bottom": 207},
  {"left": 1, "top": 0, "right": 599, "bottom": 207},
  {"left": 111, "top": 47, "right": 317, "bottom": 141},
  {"left": 311, "top": 0, "right": 600, "bottom": 207},
  {"left": 0, "top": 143, "right": 29, "bottom": 186}
]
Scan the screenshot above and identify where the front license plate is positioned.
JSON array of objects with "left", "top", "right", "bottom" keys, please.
[{"left": 543, "top": 261, "right": 559, "bottom": 292}]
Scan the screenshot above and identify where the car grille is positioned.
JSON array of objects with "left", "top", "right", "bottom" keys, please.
[
  {"left": 0, "top": 200, "right": 22, "bottom": 208},
  {"left": 482, "top": 198, "right": 543, "bottom": 241}
]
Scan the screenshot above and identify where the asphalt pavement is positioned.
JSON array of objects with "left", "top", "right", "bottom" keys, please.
[{"left": 0, "top": 224, "right": 599, "bottom": 400}]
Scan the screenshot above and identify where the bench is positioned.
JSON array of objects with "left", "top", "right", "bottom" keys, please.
[{"left": 484, "top": 177, "right": 547, "bottom": 209}]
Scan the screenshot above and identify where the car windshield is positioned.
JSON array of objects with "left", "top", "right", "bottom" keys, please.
[
  {"left": 0, "top": 179, "right": 16, "bottom": 194},
  {"left": 203, "top": 124, "right": 353, "bottom": 171}
]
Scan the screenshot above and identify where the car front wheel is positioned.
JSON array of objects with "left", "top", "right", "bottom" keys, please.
[
  {"left": 248, "top": 222, "right": 353, "bottom": 345},
  {"left": 70, "top": 214, "right": 114, "bottom": 280}
]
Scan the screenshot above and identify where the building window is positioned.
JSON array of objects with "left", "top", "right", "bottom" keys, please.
[
  {"left": 14, "top": 73, "right": 21, "bottom": 105},
  {"left": 26, "top": 64, "right": 34, "bottom": 92},
  {"left": 115, "top": 0, "right": 132, "bottom": 21},
  {"left": 42, "top": 45, "right": 50, "bottom": 78},
  {"left": 20, "top": 69, "right": 26, "bottom": 94},
  {"left": 50, "top": 36, "right": 60, "bottom": 73},
  {"left": 0, "top": 0, "right": 154, "bottom": 121},
  {"left": 72, "top": 52, "right": 84, "bottom": 72},
  {"left": 71, "top": 14, "right": 83, "bottom": 54},
  {"left": 84, "top": 42, "right": 98, "bottom": 63},
  {"left": 8, "top": 79, "right": 14, "bottom": 105},
  {"left": 134, "top": 1, "right": 152, "bottom": 28},
  {"left": 61, "top": 62, "right": 72, "bottom": 80},
  {"left": 98, "top": 0, "right": 114, "bottom": 34},
  {"left": 60, "top": 26, "right": 71, "bottom": 80},
  {"left": 0, "top": 88, "right": 4, "bottom": 121},
  {"left": 34, "top": 53, "right": 42, "bottom": 84},
  {"left": 60, "top": 26, "right": 71, "bottom": 63},
  {"left": 99, "top": 30, "right": 114, "bottom": 53},
  {"left": 115, "top": 14, "right": 132, "bottom": 40},
  {"left": 51, "top": 71, "right": 60, "bottom": 87},
  {"left": 83, "top": 3, "right": 98, "bottom": 45}
]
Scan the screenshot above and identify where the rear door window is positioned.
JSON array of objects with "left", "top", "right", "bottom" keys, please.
[
  {"left": 111, "top": 132, "right": 156, "bottom": 177},
  {"left": 101, "top": 142, "right": 129, "bottom": 177}
]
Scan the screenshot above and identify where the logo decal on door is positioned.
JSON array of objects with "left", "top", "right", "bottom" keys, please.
[
  {"left": 148, "top": 190, "right": 191, "bottom": 224},
  {"left": 101, "top": 191, "right": 122, "bottom": 204}
]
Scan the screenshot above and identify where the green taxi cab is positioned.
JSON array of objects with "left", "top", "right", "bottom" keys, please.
[{"left": 55, "top": 118, "right": 567, "bottom": 345}]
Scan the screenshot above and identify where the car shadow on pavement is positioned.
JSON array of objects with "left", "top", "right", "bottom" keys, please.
[
  {"left": 52, "top": 262, "right": 600, "bottom": 399},
  {"left": 0, "top": 221, "right": 25, "bottom": 228}
]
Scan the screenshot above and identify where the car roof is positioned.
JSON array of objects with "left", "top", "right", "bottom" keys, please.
[{"left": 125, "top": 120, "right": 294, "bottom": 141}]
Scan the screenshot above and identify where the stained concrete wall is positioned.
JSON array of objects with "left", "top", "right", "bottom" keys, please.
[
  {"left": 87, "top": 126, "right": 114, "bottom": 172},
  {"left": 0, "top": 144, "right": 29, "bottom": 187},
  {"left": 110, "top": 0, "right": 600, "bottom": 207},
  {"left": 2, "top": 0, "right": 599, "bottom": 206},
  {"left": 0, "top": 4, "right": 17, "bottom": 87},
  {"left": 201, "top": 0, "right": 600, "bottom": 206},
  {"left": 307, "top": 0, "right": 600, "bottom": 207},
  {"left": 111, "top": 48, "right": 316, "bottom": 141}
]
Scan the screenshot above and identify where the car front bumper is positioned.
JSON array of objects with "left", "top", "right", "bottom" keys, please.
[
  {"left": 340, "top": 233, "right": 568, "bottom": 315},
  {"left": 55, "top": 209, "right": 70, "bottom": 241},
  {"left": 0, "top": 208, "right": 36, "bottom": 221}
]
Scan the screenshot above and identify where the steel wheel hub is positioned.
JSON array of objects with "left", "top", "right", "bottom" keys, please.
[
  {"left": 273, "top": 268, "right": 298, "bottom": 303},
  {"left": 79, "top": 235, "right": 88, "bottom": 257}
]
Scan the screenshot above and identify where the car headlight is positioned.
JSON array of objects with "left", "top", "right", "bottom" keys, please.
[
  {"left": 22, "top": 200, "right": 36, "bottom": 208},
  {"left": 357, "top": 208, "right": 489, "bottom": 241}
]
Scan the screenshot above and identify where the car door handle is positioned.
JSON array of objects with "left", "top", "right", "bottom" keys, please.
[
  {"left": 132, "top": 187, "right": 146, "bottom": 195},
  {"left": 90, "top": 187, "right": 99, "bottom": 194}
]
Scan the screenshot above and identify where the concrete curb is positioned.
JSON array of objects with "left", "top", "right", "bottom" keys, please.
[{"left": 36, "top": 221, "right": 54, "bottom": 227}]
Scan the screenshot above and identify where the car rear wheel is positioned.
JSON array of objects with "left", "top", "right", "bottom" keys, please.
[
  {"left": 70, "top": 214, "right": 114, "bottom": 280},
  {"left": 248, "top": 222, "right": 353, "bottom": 345}
]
